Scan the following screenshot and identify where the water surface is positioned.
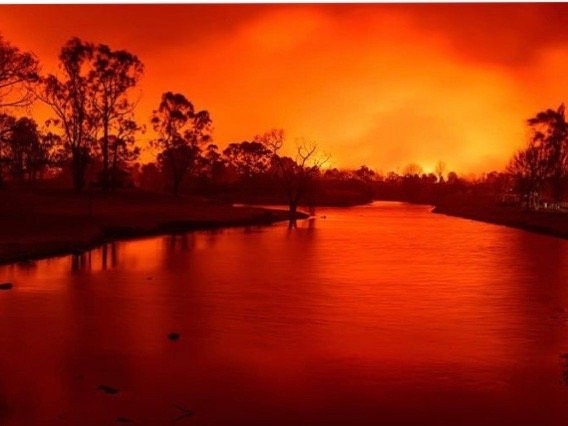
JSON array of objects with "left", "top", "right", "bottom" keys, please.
[{"left": 1, "top": 202, "right": 568, "bottom": 425}]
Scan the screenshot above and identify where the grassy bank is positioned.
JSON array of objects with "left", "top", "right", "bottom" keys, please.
[
  {"left": 0, "top": 188, "right": 307, "bottom": 265},
  {"left": 433, "top": 195, "right": 568, "bottom": 240}
]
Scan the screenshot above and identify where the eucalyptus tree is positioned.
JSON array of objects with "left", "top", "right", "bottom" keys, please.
[
  {"left": 0, "top": 35, "right": 38, "bottom": 107},
  {"left": 39, "top": 37, "right": 144, "bottom": 191},
  {"left": 527, "top": 104, "right": 568, "bottom": 203},
  {"left": 0, "top": 113, "right": 16, "bottom": 186},
  {"left": 508, "top": 144, "right": 545, "bottom": 209},
  {"left": 39, "top": 38, "right": 96, "bottom": 191},
  {"left": 90, "top": 44, "right": 143, "bottom": 190},
  {"left": 222, "top": 141, "right": 272, "bottom": 179},
  {"left": 106, "top": 117, "right": 142, "bottom": 189},
  {"left": 151, "top": 92, "right": 212, "bottom": 195}
]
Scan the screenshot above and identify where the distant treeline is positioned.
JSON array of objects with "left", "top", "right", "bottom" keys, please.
[{"left": 0, "top": 34, "right": 567, "bottom": 212}]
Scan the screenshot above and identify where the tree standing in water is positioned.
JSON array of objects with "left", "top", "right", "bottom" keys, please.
[{"left": 256, "top": 129, "right": 328, "bottom": 217}]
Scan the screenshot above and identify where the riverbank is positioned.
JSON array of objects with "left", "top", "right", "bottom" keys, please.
[
  {"left": 0, "top": 189, "right": 307, "bottom": 265},
  {"left": 433, "top": 196, "right": 568, "bottom": 240}
]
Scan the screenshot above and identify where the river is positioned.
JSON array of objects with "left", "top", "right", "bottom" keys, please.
[{"left": 1, "top": 201, "right": 568, "bottom": 425}]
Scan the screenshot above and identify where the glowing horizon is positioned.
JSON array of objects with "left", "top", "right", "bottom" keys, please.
[{"left": 1, "top": 4, "right": 568, "bottom": 175}]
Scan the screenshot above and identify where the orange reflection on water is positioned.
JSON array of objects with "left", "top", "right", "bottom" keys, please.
[{"left": 1, "top": 202, "right": 568, "bottom": 425}]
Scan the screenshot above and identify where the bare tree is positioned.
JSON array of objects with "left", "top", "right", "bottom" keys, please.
[{"left": 257, "top": 129, "right": 328, "bottom": 216}]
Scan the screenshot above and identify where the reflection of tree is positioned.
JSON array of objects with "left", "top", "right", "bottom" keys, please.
[
  {"left": 101, "top": 242, "right": 118, "bottom": 270},
  {"left": 166, "top": 233, "right": 191, "bottom": 252},
  {"left": 71, "top": 251, "right": 91, "bottom": 273}
]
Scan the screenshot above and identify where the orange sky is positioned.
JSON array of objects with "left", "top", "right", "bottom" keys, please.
[{"left": 1, "top": 4, "right": 568, "bottom": 175}]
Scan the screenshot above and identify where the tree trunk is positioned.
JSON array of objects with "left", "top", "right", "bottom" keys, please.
[
  {"left": 289, "top": 200, "right": 297, "bottom": 216},
  {"left": 172, "top": 175, "right": 181, "bottom": 196},
  {"left": 72, "top": 149, "right": 86, "bottom": 192},
  {"left": 102, "top": 119, "right": 109, "bottom": 191}
]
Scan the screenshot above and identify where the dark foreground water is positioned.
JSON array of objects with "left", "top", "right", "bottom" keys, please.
[{"left": 1, "top": 202, "right": 568, "bottom": 425}]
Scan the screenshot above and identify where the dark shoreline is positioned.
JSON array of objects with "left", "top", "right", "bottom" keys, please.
[
  {"left": 0, "top": 207, "right": 307, "bottom": 266},
  {"left": 3, "top": 195, "right": 568, "bottom": 267},
  {"left": 432, "top": 202, "right": 568, "bottom": 241}
]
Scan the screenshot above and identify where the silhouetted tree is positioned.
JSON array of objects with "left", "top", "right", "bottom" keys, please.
[
  {"left": 258, "top": 129, "right": 328, "bottom": 215},
  {"left": 138, "top": 162, "right": 164, "bottom": 191},
  {"left": 527, "top": 104, "right": 568, "bottom": 203},
  {"left": 508, "top": 144, "right": 544, "bottom": 209},
  {"left": 223, "top": 141, "right": 272, "bottom": 179},
  {"left": 354, "top": 165, "right": 376, "bottom": 183},
  {"left": 151, "top": 92, "right": 212, "bottom": 195},
  {"left": 106, "top": 118, "right": 141, "bottom": 189},
  {"left": 447, "top": 171, "right": 460, "bottom": 185},
  {"left": 0, "top": 35, "right": 38, "bottom": 107},
  {"left": 89, "top": 44, "right": 143, "bottom": 190},
  {"left": 39, "top": 131, "right": 66, "bottom": 178},
  {"left": 203, "top": 144, "right": 224, "bottom": 176},
  {"left": 39, "top": 38, "right": 144, "bottom": 191},
  {"left": 7, "top": 117, "right": 40, "bottom": 181},
  {"left": 403, "top": 163, "right": 423, "bottom": 177},
  {"left": 0, "top": 113, "right": 16, "bottom": 185},
  {"left": 435, "top": 160, "right": 446, "bottom": 182},
  {"left": 0, "top": 116, "right": 63, "bottom": 184},
  {"left": 39, "top": 38, "right": 96, "bottom": 191}
]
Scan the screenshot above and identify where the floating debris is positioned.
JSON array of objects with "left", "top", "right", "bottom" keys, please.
[
  {"left": 561, "top": 353, "right": 568, "bottom": 386},
  {"left": 97, "top": 385, "right": 119, "bottom": 395},
  {"left": 0, "top": 282, "right": 13, "bottom": 290},
  {"left": 172, "top": 405, "right": 194, "bottom": 422},
  {"left": 168, "top": 332, "right": 181, "bottom": 341}
]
